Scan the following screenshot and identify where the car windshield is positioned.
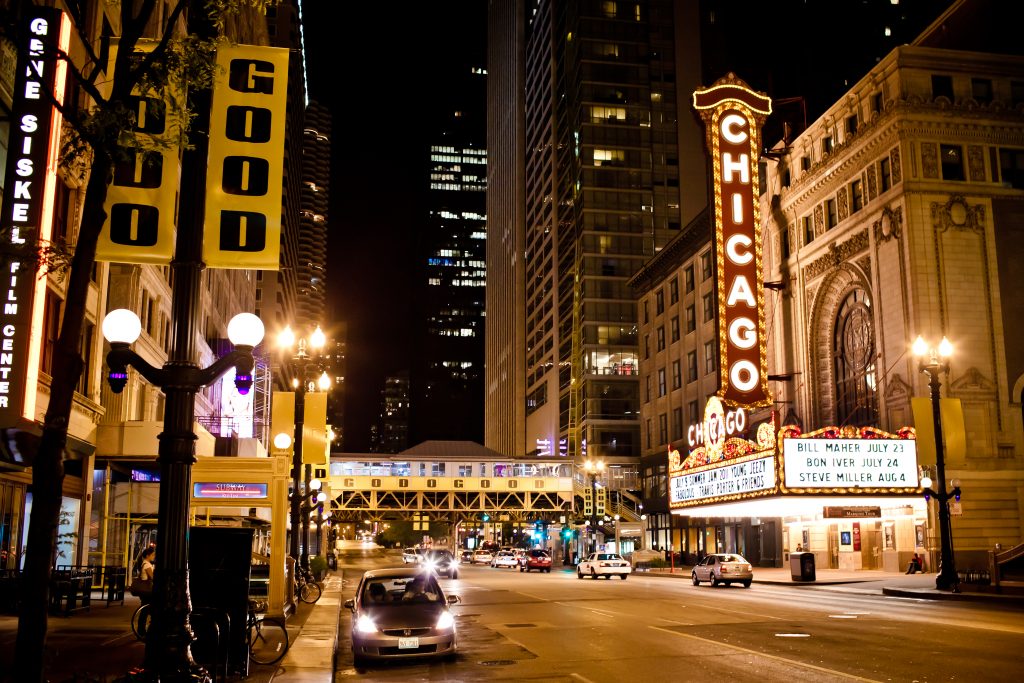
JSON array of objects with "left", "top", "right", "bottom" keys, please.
[{"left": 362, "top": 575, "right": 442, "bottom": 605}]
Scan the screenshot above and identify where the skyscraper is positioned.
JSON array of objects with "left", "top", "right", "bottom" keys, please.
[
  {"left": 411, "top": 106, "right": 487, "bottom": 445},
  {"left": 298, "top": 101, "right": 331, "bottom": 326},
  {"left": 487, "top": 0, "right": 706, "bottom": 462}
]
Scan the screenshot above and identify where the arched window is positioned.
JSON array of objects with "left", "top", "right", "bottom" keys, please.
[{"left": 833, "top": 288, "right": 878, "bottom": 426}]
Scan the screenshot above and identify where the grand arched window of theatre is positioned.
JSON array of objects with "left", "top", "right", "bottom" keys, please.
[{"left": 832, "top": 288, "right": 878, "bottom": 427}]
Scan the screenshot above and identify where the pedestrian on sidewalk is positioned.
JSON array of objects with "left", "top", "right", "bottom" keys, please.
[
  {"left": 905, "top": 552, "right": 922, "bottom": 574},
  {"left": 130, "top": 547, "right": 156, "bottom": 604}
]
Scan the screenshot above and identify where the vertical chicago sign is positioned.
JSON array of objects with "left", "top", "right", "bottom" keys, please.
[
  {"left": 0, "top": 7, "right": 70, "bottom": 434},
  {"left": 693, "top": 74, "right": 772, "bottom": 408}
]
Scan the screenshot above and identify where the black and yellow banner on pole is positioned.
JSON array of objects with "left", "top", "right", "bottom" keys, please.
[
  {"left": 204, "top": 43, "right": 289, "bottom": 269},
  {"left": 271, "top": 391, "right": 295, "bottom": 458},
  {"left": 96, "top": 39, "right": 182, "bottom": 264},
  {"left": 302, "top": 392, "right": 328, "bottom": 465}
]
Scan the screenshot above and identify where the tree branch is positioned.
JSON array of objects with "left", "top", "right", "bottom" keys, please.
[{"left": 131, "top": 0, "right": 190, "bottom": 86}]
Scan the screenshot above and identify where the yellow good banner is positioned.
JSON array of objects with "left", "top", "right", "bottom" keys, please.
[
  {"left": 96, "top": 39, "right": 181, "bottom": 264},
  {"left": 302, "top": 392, "right": 328, "bottom": 465},
  {"left": 911, "top": 397, "right": 966, "bottom": 466},
  {"left": 271, "top": 391, "right": 295, "bottom": 458},
  {"left": 204, "top": 43, "right": 289, "bottom": 269}
]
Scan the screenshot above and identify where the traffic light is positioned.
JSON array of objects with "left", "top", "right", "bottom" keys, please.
[
  {"left": 482, "top": 513, "right": 490, "bottom": 522},
  {"left": 561, "top": 527, "right": 573, "bottom": 541},
  {"left": 595, "top": 486, "right": 607, "bottom": 516},
  {"left": 583, "top": 487, "right": 593, "bottom": 516}
]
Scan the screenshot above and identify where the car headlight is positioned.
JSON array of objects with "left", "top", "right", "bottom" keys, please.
[
  {"left": 355, "top": 614, "right": 378, "bottom": 634},
  {"left": 436, "top": 610, "right": 455, "bottom": 630},
  {"left": 424, "top": 560, "right": 438, "bottom": 572}
]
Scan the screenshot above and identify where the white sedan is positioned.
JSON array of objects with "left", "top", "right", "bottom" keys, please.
[
  {"left": 577, "top": 552, "right": 631, "bottom": 579},
  {"left": 490, "top": 551, "right": 519, "bottom": 569}
]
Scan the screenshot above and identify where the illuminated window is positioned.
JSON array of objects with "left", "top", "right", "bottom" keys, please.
[
  {"left": 594, "top": 148, "right": 625, "bottom": 166},
  {"left": 940, "top": 144, "right": 965, "bottom": 181},
  {"left": 591, "top": 106, "right": 627, "bottom": 122},
  {"left": 833, "top": 288, "right": 878, "bottom": 427},
  {"left": 602, "top": 1, "right": 617, "bottom": 18}
]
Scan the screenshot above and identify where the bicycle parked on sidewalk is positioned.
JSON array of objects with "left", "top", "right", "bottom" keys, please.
[
  {"left": 131, "top": 599, "right": 288, "bottom": 666},
  {"left": 131, "top": 601, "right": 152, "bottom": 640},
  {"left": 247, "top": 599, "right": 289, "bottom": 665},
  {"left": 294, "top": 565, "right": 322, "bottom": 603}
]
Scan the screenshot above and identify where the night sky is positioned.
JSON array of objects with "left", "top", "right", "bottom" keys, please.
[{"left": 302, "top": 2, "right": 487, "bottom": 451}]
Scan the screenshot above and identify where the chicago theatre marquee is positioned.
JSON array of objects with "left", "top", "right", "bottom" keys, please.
[{"left": 665, "top": 76, "right": 927, "bottom": 572}]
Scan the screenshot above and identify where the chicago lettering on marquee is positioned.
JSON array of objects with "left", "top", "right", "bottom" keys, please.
[
  {"left": 96, "top": 40, "right": 182, "bottom": 264},
  {"left": 0, "top": 7, "right": 70, "bottom": 429},
  {"left": 693, "top": 74, "right": 772, "bottom": 408},
  {"left": 204, "top": 44, "right": 289, "bottom": 269}
]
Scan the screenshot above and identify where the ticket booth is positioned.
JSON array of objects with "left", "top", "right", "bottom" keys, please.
[{"left": 190, "top": 455, "right": 290, "bottom": 616}]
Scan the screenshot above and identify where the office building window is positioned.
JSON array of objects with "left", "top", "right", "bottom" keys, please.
[
  {"left": 687, "top": 351, "right": 697, "bottom": 382},
  {"left": 643, "top": 299, "right": 649, "bottom": 324},
  {"left": 688, "top": 399, "right": 699, "bottom": 424},
  {"left": 702, "top": 293, "right": 714, "bottom": 322},
  {"left": 851, "top": 179, "right": 864, "bottom": 213},
  {"left": 655, "top": 289, "right": 664, "bottom": 314},
  {"left": 670, "top": 316, "right": 680, "bottom": 342},
  {"left": 940, "top": 144, "right": 965, "bottom": 181},
  {"left": 879, "top": 157, "right": 892, "bottom": 192},
  {"left": 646, "top": 418, "right": 652, "bottom": 450},
  {"left": 803, "top": 215, "right": 814, "bottom": 245},
  {"left": 931, "top": 74, "right": 954, "bottom": 100},
  {"left": 971, "top": 78, "right": 992, "bottom": 104},
  {"left": 658, "top": 368, "right": 666, "bottom": 397},
  {"left": 669, "top": 277, "right": 679, "bottom": 304},
  {"left": 999, "top": 148, "right": 1024, "bottom": 189},
  {"left": 672, "top": 360, "right": 681, "bottom": 389},
  {"left": 645, "top": 375, "right": 652, "bottom": 403},
  {"left": 658, "top": 413, "right": 668, "bottom": 446},
  {"left": 684, "top": 265, "right": 695, "bottom": 292},
  {"left": 657, "top": 326, "right": 665, "bottom": 351},
  {"left": 644, "top": 334, "right": 650, "bottom": 359},
  {"left": 704, "top": 341, "right": 717, "bottom": 374},
  {"left": 846, "top": 115, "right": 858, "bottom": 137},
  {"left": 701, "top": 252, "right": 713, "bottom": 280},
  {"left": 686, "top": 305, "right": 696, "bottom": 333},
  {"left": 826, "top": 198, "right": 837, "bottom": 229}
]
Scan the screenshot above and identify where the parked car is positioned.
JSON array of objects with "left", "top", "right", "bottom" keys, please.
[
  {"left": 423, "top": 549, "right": 459, "bottom": 579},
  {"left": 402, "top": 548, "right": 423, "bottom": 564},
  {"left": 470, "top": 549, "right": 493, "bottom": 565},
  {"left": 520, "top": 549, "right": 552, "bottom": 573},
  {"left": 344, "top": 568, "right": 460, "bottom": 665},
  {"left": 490, "top": 550, "right": 519, "bottom": 569},
  {"left": 577, "top": 552, "right": 631, "bottom": 579},
  {"left": 691, "top": 553, "right": 753, "bottom": 588}
]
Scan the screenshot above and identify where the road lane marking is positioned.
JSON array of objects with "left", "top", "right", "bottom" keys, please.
[
  {"left": 516, "top": 590, "right": 549, "bottom": 602},
  {"left": 775, "top": 633, "right": 811, "bottom": 637},
  {"left": 829, "top": 615, "right": 858, "bottom": 619},
  {"left": 570, "top": 673, "right": 598, "bottom": 683},
  {"left": 649, "top": 625, "right": 882, "bottom": 682},
  {"left": 696, "top": 604, "right": 783, "bottom": 620}
]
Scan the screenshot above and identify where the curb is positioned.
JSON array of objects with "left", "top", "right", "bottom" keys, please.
[{"left": 881, "top": 586, "right": 1024, "bottom": 604}]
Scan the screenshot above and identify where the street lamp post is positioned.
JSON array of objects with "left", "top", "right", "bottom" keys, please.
[
  {"left": 277, "top": 325, "right": 329, "bottom": 570},
  {"left": 583, "top": 459, "right": 605, "bottom": 555},
  {"left": 912, "top": 335, "right": 961, "bottom": 593},
  {"left": 103, "top": 309, "right": 264, "bottom": 680}
]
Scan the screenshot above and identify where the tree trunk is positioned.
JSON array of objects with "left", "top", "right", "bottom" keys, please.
[{"left": 13, "top": 153, "right": 111, "bottom": 682}]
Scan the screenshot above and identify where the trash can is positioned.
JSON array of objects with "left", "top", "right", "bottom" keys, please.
[{"left": 790, "top": 552, "right": 816, "bottom": 581}]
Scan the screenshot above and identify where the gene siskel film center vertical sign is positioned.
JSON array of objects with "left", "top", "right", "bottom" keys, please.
[
  {"left": 693, "top": 75, "right": 773, "bottom": 409},
  {"left": 0, "top": 8, "right": 70, "bottom": 427}
]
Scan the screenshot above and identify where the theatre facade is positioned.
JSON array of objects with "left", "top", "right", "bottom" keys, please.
[{"left": 632, "top": 24, "right": 1024, "bottom": 574}]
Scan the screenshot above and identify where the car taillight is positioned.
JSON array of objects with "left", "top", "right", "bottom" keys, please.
[{"left": 721, "top": 566, "right": 729, "bottom": 572}]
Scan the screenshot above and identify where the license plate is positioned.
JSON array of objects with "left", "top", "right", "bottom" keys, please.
[{"left": 398, "top": 637, "right": 419, "bottom": 649}]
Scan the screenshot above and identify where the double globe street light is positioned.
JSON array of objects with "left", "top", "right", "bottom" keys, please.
[
  {"left": 103, "top": 308, "right": 264, "bottom": 678},
  {"left": 276, "top": 325, "right": 331, "bottom": 571},
  {"left": 912, "top": 334, "right": 960, "bottom": 592}
]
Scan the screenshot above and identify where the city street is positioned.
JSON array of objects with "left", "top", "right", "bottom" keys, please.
[{"left": 336, "top": 549, "right": 1024, "bottom": 682}]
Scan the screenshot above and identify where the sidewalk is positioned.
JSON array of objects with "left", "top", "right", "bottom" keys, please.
[
  {"left": 0, "top": 571, "right": 345, "bottom": 683},
  {"left": 638, "top": 564, "right": 1024, "bottom": 604}
]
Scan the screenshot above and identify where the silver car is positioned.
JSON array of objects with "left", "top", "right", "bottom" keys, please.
[
  {"left": 344, "top": 568, "right": 460, "bottom": 665},
  {"left": 691, "top": 553, "right": 753, "bottom": 588}
]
